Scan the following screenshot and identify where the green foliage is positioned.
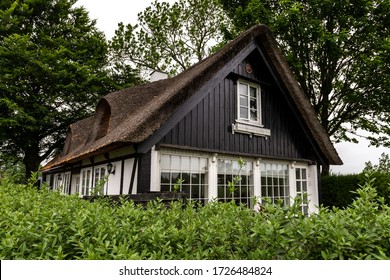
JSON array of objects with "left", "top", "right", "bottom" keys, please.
[
  {"left": 323, "top": 154, "right": 390, "bottom": 207},
  {"left": 320, "top": 174, "right": 360, "bottom": 208},
  {"left": 364, "top": 153, "right": 390, "bottom": 173},
  {"left": 1, "top": 174, "right": 390, "bottom": 260},
  {"left": 0, "top": 152, "right": 25, "bottom": 184},
  {"left": 321, "top": 172, "right": 390, "bottom": 207},
  {"left": 219, "top": 0, "right": 390, "bottom": 147},
  {"left": 227, "top": 157, "right": 245, "bottom": 196},
  {"left": 109, "top": 0, "right": 231, "bottom": 76}
]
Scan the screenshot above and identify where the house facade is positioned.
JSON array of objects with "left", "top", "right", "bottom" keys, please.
[{"left": 42, "top": 25, "right": 342, "bottom": 213}]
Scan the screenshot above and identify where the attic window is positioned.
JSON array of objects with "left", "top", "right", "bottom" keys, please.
[
  {"left": 234, "top": 79, "right": 270, "bottom": 137},
  {"left": 237, "top": 79, "right": 261, "bottom": 124}
]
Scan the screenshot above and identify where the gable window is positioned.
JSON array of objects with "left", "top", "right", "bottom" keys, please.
[
  {"left": 238, "top": 80, "right": 261, "bottom": 125},
  {"left": 233, "top": 80, "right": 270, "bottom": 137}
]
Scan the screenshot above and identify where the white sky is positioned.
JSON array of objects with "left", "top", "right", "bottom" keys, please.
[{"left": 76, "top": 0, "right": 390, "bottom": 174}]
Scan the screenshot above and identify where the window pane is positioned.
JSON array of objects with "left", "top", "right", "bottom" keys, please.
[
  {"left": 217, "top": 159, "right": 225, "bottom": 173},
  {"left": 296, "top": 181, "right": 301, "bottom": 192},
  {"left": 191, "top": 173, "right": 199, "bottom": 184},
  {"left": 240, "top": 107, "right": 248, "bottom": 119},
  {"left": 192, "top": 185, "right": 200, "bottom": 198},
  {"left": 200, "top": 158, "right": 207, "bottom": 171},
  {"left": 302, "top": 169, "right": 307, "bottom": 179},
  {"left": 250, "top": 98, "right": 257, "bottom": 110},
  {"left": 181, "top": 156, "right": 190, "bottom": 171},
  {"left": 302, "top": 181, "right": 307, "bottom": 192},
  {"left": 239, "top": 83, "right": 248, "bottom": 95},
  {"left": 232, "top": 160, "right": 240, "bottom": 173},
  {"left": 182, "top": 185, "right": 190, "bottom": 195},
  {"left": 240, "top": 95, "right": 248, "bottom": 107},
  {"left": 171, "top": 156, "right": 180, "bottom": 171},
  {"left": 250, "top": 87, "right": 257, "bottom": 98},
  {"left": 191, "top": 157, "right": 199, "bottom": 172},
  {"left": 296, "top": 169, "right": 301, "bottom": 179},
  {"left": 161, "top": 172, "right": 170, "bottom": 184},
  {"left": 182, "top": 172, "right": 191, "bottom": 184},
  {"left": 161, "top": 155, "right": 170, "bottom": 170},
  {"left": 250, "top": 109, "right": 257, "bottom": 121},
  {"left": 171, "top": 172, "right": 180, "bottom": 184}
]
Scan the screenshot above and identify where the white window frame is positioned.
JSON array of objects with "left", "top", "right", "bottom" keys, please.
[
  {"left": 80, "top": 168, "right": 92, "bottom": 196},
  {"left": 216, "top": 157, "right": 254, "bottom": 207},
  {"left": 62, "top": 172, "right": 71, "bottom": 195},
  {"left": 156, "top": 148, "right": 316, "bottom": 213},
  {"left": 53, "top": 173, "right": 62, "bottom": 191},
  {"left": 159, "top": 149, "right": 209, "bottom": 204},
  {"left": 93, "top": 165, "right": 108, "bottom": 195},
  {"left": 294, "top": 165, "right": 310, "bottom": 215},
  {"left": 236, "top": 79, "right": 262, "bottom": 126},
  {"left": 259, "top": 161, "right": 290, "bottom": 206},
  {"left": 233, "top": 79, "right": 270, "bottom": 137}
]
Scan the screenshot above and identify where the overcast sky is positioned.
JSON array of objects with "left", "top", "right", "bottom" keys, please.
[{"left": 76, "top": 0, "right": 390, "bottom": 174}]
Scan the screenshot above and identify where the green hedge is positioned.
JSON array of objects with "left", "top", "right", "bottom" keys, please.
[
  {"left": 1, "top": 176, "right": 390, "bottom": 260},
  {"left": 321, "top": 173, "right": 390, "bottom": 208},
  {"left": 320, "top": 174, "right": 360, "bottom": 208}
]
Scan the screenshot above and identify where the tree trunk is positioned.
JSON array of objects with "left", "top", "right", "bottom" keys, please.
[
  {"left": 321, "top": 163, "right": 330, "bottom": 176},
  {"left": 23, "top": 146, "right": 41, "bottom": 184}
]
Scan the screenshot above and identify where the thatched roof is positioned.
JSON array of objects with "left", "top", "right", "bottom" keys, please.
[{"left": 42, "top": 24, "right": 342, "bottom": 171}]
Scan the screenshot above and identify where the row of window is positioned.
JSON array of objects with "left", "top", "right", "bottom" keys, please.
[
  {"left": 159, "top": 152, "right": 310, "bottom": 213},
  {"left": 46, "top": 153, "right": 310, "bottom": 214}
]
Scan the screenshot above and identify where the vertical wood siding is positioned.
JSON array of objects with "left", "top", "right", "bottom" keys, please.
[{"left": 159, "top": 50, "right": 320, "bottom": 162}]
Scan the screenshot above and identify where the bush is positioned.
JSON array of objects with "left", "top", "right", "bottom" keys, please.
[
  {"left": 320, "top": 174, "right": 360, "bottom": 208},
  {"left": 1, "top": 175, "right": 390, "bottom": 260},
  {"left": 321, "top": 173, "right": 390, "bottom": 208}
]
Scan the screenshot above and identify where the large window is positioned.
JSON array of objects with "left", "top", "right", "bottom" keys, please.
[
  {"left": 160, "top": 153, "right": 208, "bottom": 204},
  {"left": 260, "top": 163, "right": 290, "bottom": 206},
  {"left": 217, "top": 158, "right": 254, "bottom": 207},
  {"left": 157, "top": 149, "right": 314, "bottom": 213},
  {"left": 237, "top": 80, "right": 261, "bottom": 125}
]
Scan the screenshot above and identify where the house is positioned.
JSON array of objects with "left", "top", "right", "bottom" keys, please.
[{"left": 42, "top": 25, "right": 342, "bottom": 214}]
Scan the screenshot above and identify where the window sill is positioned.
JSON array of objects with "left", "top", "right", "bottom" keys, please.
[{"left": 232, "top": 122, "right": 271, "bottom": 138}]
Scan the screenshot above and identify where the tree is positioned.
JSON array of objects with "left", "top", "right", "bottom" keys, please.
[
  {"left": 219, "top": 0, "right": 390, "bottom": 149},
  {"left": 364, "top": 153, "right": 390, "bottom": 173},
  {"left": 109, "top": 0, "right": 231, "bottom": 76},
  {"left": 0, "top": 0, "right": 140, "bottom": 180}
]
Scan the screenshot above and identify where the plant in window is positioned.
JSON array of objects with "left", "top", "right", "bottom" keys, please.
[
  {"left": 173, "top": 178, "right": 185, "bottom": 193},
  {"left": 91, "top": 175, "right": 109, "bottom": 196},
  {"left": 228, "top": 158, "right": 246, "bottom": 199}
]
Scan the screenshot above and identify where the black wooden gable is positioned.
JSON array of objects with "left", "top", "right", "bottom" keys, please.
[{"left": 156, "top": 47, "right": 325, "bottom": 164}]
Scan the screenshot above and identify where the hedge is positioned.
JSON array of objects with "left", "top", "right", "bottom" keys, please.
[
  {"left": 1, "top": 175, "right": 390, "bottom": 260},
  {"left": 321, "top": 172, "right": 390, "bottom": 208}
]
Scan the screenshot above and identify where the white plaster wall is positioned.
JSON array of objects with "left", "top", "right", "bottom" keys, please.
[
  {"left": 106, "top": 161, "right": 122, "bottom": 195},
  {"left": 308, "top": 164, "right": 319, "bottom": 214},
  {"left": 123, "top": 158, "right": 137, "bottom": 195}
]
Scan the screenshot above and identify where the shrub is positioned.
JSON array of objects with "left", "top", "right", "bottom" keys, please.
[
  {"left": 1, "top": 175, "right": 390, "bottom": 260},
  {"left": 321, "top": 173, "right": 390, "bottom": 208},
  {"left": 320, "top": 174, "right": 360, "bottom": 208}
]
